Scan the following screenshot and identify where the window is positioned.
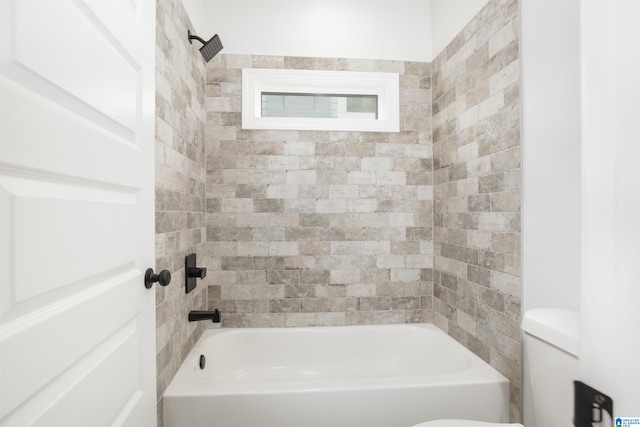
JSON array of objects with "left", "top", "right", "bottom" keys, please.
[
  {"left": 261, "top": 93, "right": 378, "bottom": 119},
  {"left": 242, "top": 68, "right": 399, "bottom": 132}
]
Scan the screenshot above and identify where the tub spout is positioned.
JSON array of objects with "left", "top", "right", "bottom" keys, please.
[{"left": 189, "top": 309, "right": 220, "bottom": 323}]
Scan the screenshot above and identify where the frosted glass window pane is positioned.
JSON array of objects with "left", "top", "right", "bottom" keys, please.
[
  {"left": 242, "top": 68, "right": 400, "bottom": 132},
  {"left": 262, "top": 93, "right": 377, "bottom": 119}
]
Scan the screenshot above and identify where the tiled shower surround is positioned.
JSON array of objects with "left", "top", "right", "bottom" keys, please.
[
  {"left": 155, "top": 0, "right": 207, "bottom": 423},
  {"left": 204, "top": 56, "right": 434, "bottom": 327},
  {"left": 155, "top": 0, "right": 521, "bottom": 423},
  {"left": 432, "top": 0, "right": 522, "bottom": 421}
]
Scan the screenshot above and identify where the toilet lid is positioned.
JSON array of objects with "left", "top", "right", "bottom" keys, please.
[{"left": 410, "top": 420, "right": 524, "bottom": 427}]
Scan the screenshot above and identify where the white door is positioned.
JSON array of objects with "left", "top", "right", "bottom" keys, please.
[{"left": 0, "top": 0, "right": 157, "bottom": 425}]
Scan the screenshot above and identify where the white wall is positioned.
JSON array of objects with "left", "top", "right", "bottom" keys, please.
[
  {"left": 522, "top": 0, "right": 640, "bottom": 420},
  {"left": 430, "top": 0, "right": 488, "bottom": 57},
  {"left": 520, "top": 3, "right": 582, "bottom": 424},
  {"left": 182, "top": 0, "right": 432, "bottom": 62},
  {"left": 521, "top": 0, "right": 581, "bottom": 314},
  {"left": 182, "top": 0, "right": 491, "bottom": 62},
  {"left": 580, "top": 0, "right": 640, "bottom": 416}
]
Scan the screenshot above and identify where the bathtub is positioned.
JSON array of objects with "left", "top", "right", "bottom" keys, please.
[{"left": 163, "top": 324, "right": 509, "bottom": 427}]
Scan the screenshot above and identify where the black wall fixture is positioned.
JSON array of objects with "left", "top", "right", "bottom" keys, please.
[
  {"left": 574, "top": 381, "right": 613, "bottom": 427},
  {"left": 185, "top": 253, "right": 206, "bottom": 293},
  {"left": 188, "top": 30, "right": 223, "bottom": 62}
]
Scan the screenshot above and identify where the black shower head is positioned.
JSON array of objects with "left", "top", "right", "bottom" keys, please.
[{"left": 188, "top": 30, "right": 223, "bottom": 62}]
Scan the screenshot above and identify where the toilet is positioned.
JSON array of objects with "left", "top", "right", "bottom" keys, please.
[{"left": 411, "top": 308, "right": 579, "bottom": 427}]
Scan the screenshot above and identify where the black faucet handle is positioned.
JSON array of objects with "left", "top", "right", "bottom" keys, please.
[
  {"left": 185, "top": 253, "right": 207, "bottom": 294},
  {"left": 187, "top": 267, "right": 207, "bottom": 279}
]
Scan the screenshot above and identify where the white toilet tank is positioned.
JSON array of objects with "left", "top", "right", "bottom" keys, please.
[{"left": 522, "top": 308, "right": 579, "bottom": 427}]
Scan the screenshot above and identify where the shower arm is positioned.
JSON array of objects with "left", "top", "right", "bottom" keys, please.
[{"left": 188, "top": 30, "right": 206, "bottom": 46}]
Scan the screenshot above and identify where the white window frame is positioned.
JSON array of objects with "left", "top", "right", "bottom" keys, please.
[{"left": 242, "top": 68, "right": 400, "bottom": 132}]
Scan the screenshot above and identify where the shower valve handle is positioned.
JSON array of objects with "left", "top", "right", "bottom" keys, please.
[{"left": 144, "top": 268, "right": 171, "bottom": 289}]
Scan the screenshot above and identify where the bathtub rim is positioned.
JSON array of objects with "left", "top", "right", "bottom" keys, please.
[{"left": 163, "top": 323, "right": 509, "bottom": 398}]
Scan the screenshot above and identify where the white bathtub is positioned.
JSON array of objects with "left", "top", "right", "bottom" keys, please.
[{"left": 163, "top": 324, "right": 510, "bottom": 427}]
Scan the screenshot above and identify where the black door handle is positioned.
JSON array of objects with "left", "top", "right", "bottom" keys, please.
[{"left": 144, "top": 268, "right": 171, "bottom": 289}]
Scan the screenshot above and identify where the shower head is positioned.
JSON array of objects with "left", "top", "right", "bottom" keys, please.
[{"left": 188, "top": 30, "right": 223, "bottom": 62}]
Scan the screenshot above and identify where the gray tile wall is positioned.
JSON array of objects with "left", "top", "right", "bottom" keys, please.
[
  {"left": 204, "top": 55, "right": 434, "bottom": 328},
  {"left": 155, "top": 0, "right": 208, "bottom": 424},
  {"left": 431, "top": 0, "right": 521, "bottom": 421}
]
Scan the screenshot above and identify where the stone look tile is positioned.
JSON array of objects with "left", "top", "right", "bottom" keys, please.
[
  {"left": 155, "top": 0, "right": 208, "bottom": 423},
  {"left": 431, "top": 0, "right": 521, "bottom": 422},
  {"left": 205, "top": 54, "right": 434, "bottom": 332}
]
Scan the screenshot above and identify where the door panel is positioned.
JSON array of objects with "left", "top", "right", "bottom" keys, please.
[
  {"left": 1, "top": 80, "right": 140, "bottom": 187},
  {"left": 1, "top": 271, "right": 142, "bottom": 417},
  {"left": 11, "top": 0, "right": 139, "bottom": 135},
  {"left": 36, "top": 324, "right": 144, "bottom": 427},
  {"left": 2, "top": 175, "right": 136, "bottom": 304},
  {"left": 0, "top": 0, "right": 156, "bottom": 425}
]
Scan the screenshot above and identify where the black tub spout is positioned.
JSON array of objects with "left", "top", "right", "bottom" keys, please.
[{"left": 188, "top": 309, "right": 220, "bottom": 323}]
